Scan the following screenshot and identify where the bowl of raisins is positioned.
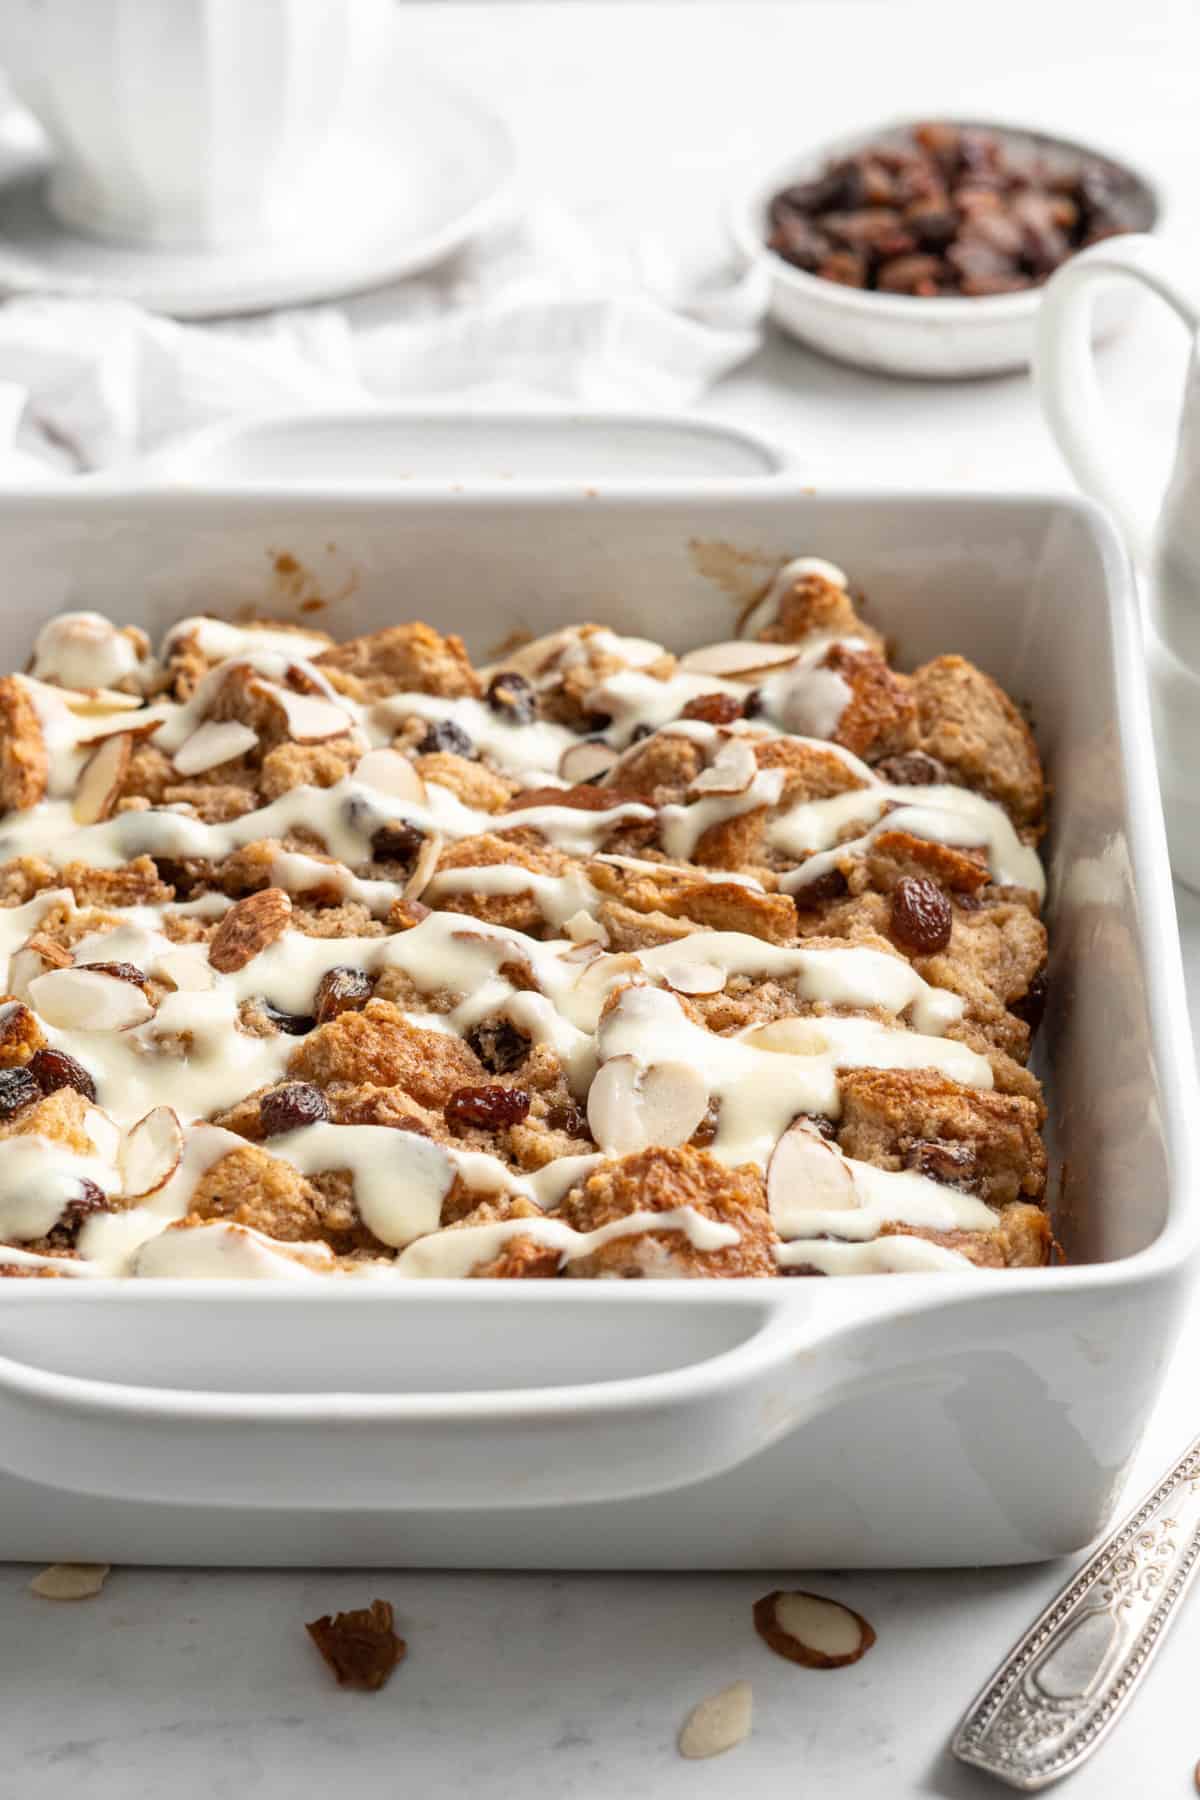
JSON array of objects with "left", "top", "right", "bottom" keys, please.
[{"left": 730, "top": 119, "right": 1158, "bottom": 378}]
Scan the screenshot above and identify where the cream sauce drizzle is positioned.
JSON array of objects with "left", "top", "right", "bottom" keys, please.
[{"left": 0, "top": 600, "right": 1043, "bottom": 1281}]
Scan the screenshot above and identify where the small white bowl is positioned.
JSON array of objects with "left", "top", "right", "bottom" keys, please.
[{"left": 729, "top": 119, "right": 1161, "bottom": 380}]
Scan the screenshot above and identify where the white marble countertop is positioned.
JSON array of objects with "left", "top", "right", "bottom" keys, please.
[{"left": 6, "top": 3, "right": 1200, "bottom": 1795}]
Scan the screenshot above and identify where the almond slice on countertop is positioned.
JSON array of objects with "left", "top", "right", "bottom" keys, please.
[
  {"left": 559, "top": 738, "right": 618, "bottom": 784},
  {"left": 660, "top": 960, "right": 726, "bottom": 996},
  {"left": 120, "top": 1105, "right": 184, "bottom": 1198},
  {"left": 354, "top": 747, "right": 428, "bottom": 804},
  {"left": 753, "top": 1589, "right": 876, "bottom": 1669},
  {"left": 403, "top": 831, "right": 444, "bottom": 903},
  {"left": 172, "top": 718, "right": 259, "bottom": 776},
  {"left": 767, "top": 1122, "right": 858, "bottom": 1228},
  {"left": 587, "top": 1054, "right": 710, "bottom": 1155},
  {"left": 30, "top": 1563, "right": 111, "bottom": 1601},
  {"left": 688, "top": 736, "right": 758, "bottom": 798},
  {"left": 208, "top": 887, "right": 292, "bottom": 973},
  {"left": 679, "top": 640, "right": 803, "bottom": 679},
  {"left": 28, "top": 963, "right": 155, "bottom": 1031},
  {"left": 677, "top": 1680, "right": 753, "bottom": 1759},
  {"left": 73, "top": 730, "right": 133, "bottom": 825}
]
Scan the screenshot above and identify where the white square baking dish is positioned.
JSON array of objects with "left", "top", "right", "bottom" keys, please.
[{"left": 0, "top": 442, "right": 1194, "bottom": 1569}]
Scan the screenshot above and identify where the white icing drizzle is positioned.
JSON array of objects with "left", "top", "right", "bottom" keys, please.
[
  {"left": 775, "top": 1236, "right": 971, "bottom": 1274},
  {"left": 0, "top": 597, "right": 1045, "bottom": 1282},
  {"left": 393, "top": 1206, "right": 741, "bottom": 1280}
]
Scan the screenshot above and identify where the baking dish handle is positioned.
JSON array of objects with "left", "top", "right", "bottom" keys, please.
[
  {"left": 117, "top": 408, "right": 795, "bottom": 488},
  {"left": 0, "top": 1291, "right": 904, "bottom": 1510}
]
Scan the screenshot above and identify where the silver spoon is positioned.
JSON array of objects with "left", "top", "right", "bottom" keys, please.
[{"left": 952, "top": 1433, "right": 1200, "bottom": 1790}]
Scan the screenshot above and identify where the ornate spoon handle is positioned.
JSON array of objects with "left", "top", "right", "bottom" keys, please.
[{"left": 952, "top": 1434, "right": 1200, "bottom": 1791}]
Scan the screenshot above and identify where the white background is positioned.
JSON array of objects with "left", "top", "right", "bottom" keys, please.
[{"left": 5, "top": 4, "right": 1200, "bottom": 1796}]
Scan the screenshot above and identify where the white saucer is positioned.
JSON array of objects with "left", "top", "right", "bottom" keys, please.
[{"left": 0, "top": 59, "right": 516, "bottom": 319}]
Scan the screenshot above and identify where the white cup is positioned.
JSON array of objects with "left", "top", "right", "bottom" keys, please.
[{"left": 0, "top": 0, "right": 393, "bottom": 250}]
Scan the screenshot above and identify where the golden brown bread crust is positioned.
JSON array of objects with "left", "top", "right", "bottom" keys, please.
[
  {"left": 912, "top": 654, "right": 1045, "bottom": 829},
  {"left": 0, "top": 575, "right": 1054, "bottom": 1280}
]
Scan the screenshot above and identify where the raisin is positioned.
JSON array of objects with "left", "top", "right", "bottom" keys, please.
[
  {"left": 742, "top": 689, "right": 764, "bottom": 719},
  {"left": 546, "top": 1100, "right": 589, "bottom": 1137},
  {"left": 0, "top": 1066, "right": 39, "bottom": 1118},
  {"left": 260, "top": 1082, "right": 330, "bottom": 1136},
  {"left": 370, "top": 822, "right": 424, "bottom": 865},
  {"left": 680, "top": 693, "right": 744, "bottom": 726},
  {"left": 417, "top": 719, "right": 474, "bottom": 758},
  {"left": 1011, "top": 968, "right": 1048, "bottom": 1036},
  {"left": 259, "top": 999, "right": 316, "bottom": 1036},
  {"left": 485, "top": 670, "right": 535, "bottom": 725},
  {"left": 890, "top": 877, "right": 952, "bottom": 954},
  {"left": 875, "top": 750, "right": 947, "bottom": 786},
  {"left": 466, "top": 1019, "right": 531, "bottom": 1074},
  {"left": 795, "top": 1112, "right": 837, "bottom": 1141},
  {"left": 690, "top": 1100, "right": 720, "bottom": 1148},
  {"left": 149, "top": 857, "right": 197, "bottom": 900},
  {"left": 27, "top": 1047, "right": 96, "bottom": 1102},
  {"left": 445, "top": 1084, "right": 531, "bottom": 1130},
  {"left": 61, "top": 1177, "right": 107, "bottom": 1226},
  {"left": 314, "top": 966, "right": 374, "bottom": 1026},
  {"left": 793, "top": 865, "right": 848, "bottom": 907},
  {"left": 905, "top": 1138, "right": 979, "bottom": 1191}
]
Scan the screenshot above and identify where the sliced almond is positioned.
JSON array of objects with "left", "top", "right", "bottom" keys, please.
[
  {"left": 677, "top": 1680, "right": 753, "bottom": 1759},
  {"left": 560, "top": 940, "right": 605, "bottom": 966},
  {"left": 120, "top": 1105, "right": 184, "bottom": 1198},
  {"left": 63, "top": 687, "right": 144, "bottom": 716},
  {"left": 679, "top": 640, "right": 803, "bottom": 679},
  {"left": 753, "top": 1589, "right": 875, "bottom": 1669},
  {"left": 354, "top": 747, "right": 428, "bottom": 804},
  {"left": 745, "top": 1018, "right": 830, "bottom": 1056},
  {"left": 8, "top": 941, "right": 67, "bottom": 1003},
  {"left": 587, "top": 1055, "right": 710, "bottom": 1155},
  {"left": 559, "top": 739, "right": 618, "bottom": 784},
  {"left": 76, "top": 712, "right": 165, "bottom": 748},
  {"left": 689, "top": 737, "right": 758, "bottom": 798},
  {"left": 28, "top": 964, "right": 154, "bottom": 1031},
  {"left": 660, "top": 961, "right": 725, "bottom": 996},
  {"left": 403, "top": 830, "right": 444, "bottom": 903},
  {"left": 155, "top": 947, "right": 216, "bottom": 993},
  {"left": 173, "top": 719, "right": 258, "bottom": 776},
  {"left": 30, "top": 1563, "right": 111, "bottom": 1602},
  {"left": 260, "top": 683, "right": 351, "bottom": 743},
  {"left": 208, "top": 887, "right": 292, "bottom": 974},
  {"left": 563, "top": 909, "right": 609, "bottom": 947},
  {"left": 767, "top": 1124, "right": 857, "bottom": 1231},
  {"left": 73, "top": 730, "right": 132, "bottom": 825}
]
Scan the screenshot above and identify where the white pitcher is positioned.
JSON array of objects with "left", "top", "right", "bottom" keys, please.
[
  {"left": 0, "top": 0, "right": 392, "bottom": 249},
  {"left": 1035, "top": 234, "right": 1200, "bottom": 890}
]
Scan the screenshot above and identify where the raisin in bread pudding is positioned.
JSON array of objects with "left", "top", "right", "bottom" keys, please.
[{"left": 0, "top": 560, "right": 1051, "bottom": 1281}]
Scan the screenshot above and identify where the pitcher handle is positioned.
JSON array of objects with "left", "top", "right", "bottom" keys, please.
[{"left": 1034, "top": 234, "right": 1200, "bottom": 569}]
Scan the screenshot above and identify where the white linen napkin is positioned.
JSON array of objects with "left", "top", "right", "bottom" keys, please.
[{"left": 0, "top": 200, "right": 767, "bottom": 479}]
